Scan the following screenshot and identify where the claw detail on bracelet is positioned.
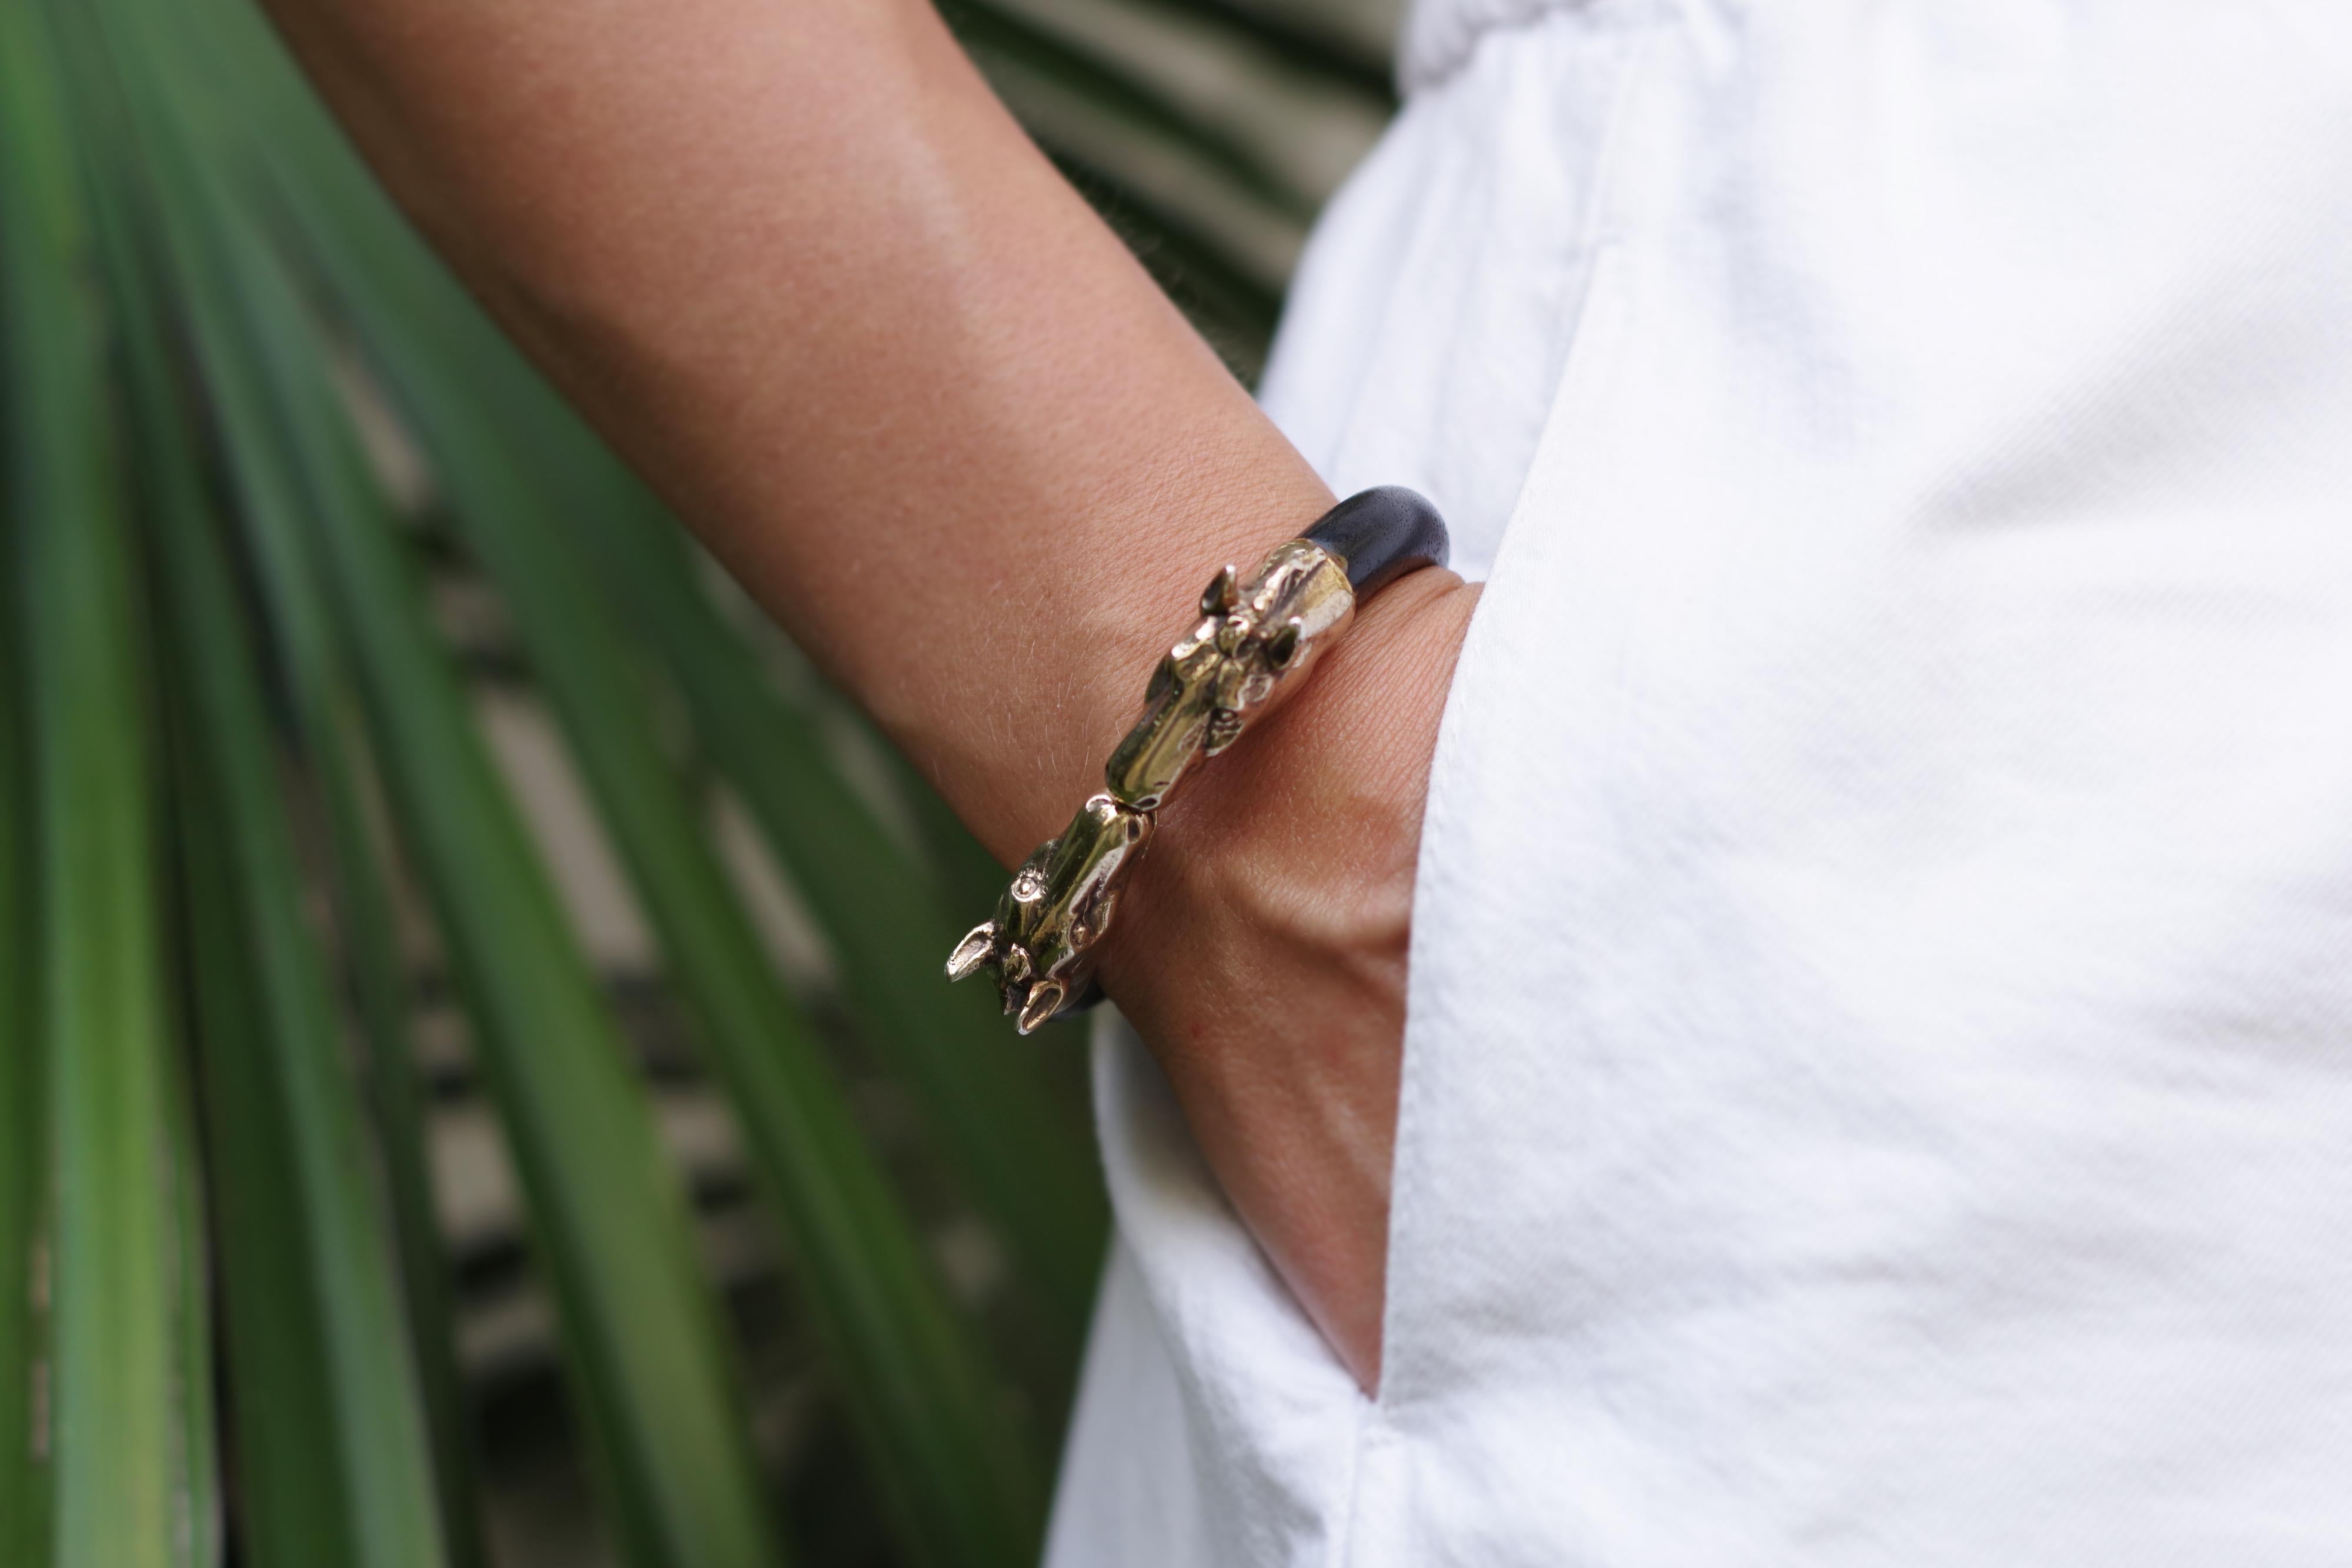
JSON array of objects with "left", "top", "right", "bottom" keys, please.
[{"left": 947, "top": 536, "right": 1355, "bottom": 1032}]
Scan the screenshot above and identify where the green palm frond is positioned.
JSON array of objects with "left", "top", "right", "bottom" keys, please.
[
  {"left": 0, "top": 0, "right": 1395, "bottom": 1563},
  {"left": 1, "top": 12, "right": 210, "bottom": 1567}
]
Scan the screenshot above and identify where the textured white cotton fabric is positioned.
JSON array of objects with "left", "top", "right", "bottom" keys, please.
[{"left": 1046, "top": 2, "right": 2352, "bottom": 1562}]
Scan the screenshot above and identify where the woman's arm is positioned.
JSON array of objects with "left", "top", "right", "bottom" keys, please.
[{"left": 259, "top": 0, "right": 1473, "bottom": 1385}]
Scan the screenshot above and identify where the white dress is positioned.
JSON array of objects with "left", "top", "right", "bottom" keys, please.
[{"left": 1047, "top": 1, "right": 2352, "bottom": 1561}]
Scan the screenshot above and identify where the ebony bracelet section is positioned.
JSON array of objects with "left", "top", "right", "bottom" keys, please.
[{"left": 1305, "top": 484, "right": 1451, "bottom": 595}]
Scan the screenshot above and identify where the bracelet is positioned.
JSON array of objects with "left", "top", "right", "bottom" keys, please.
[{"left": 944, "top": 486, "right": 1451, "bottom": 1033}]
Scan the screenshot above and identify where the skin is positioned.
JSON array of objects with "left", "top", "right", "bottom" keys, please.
[{"left": 260, "top": 0, "right": 1474, "bottom": 1388}]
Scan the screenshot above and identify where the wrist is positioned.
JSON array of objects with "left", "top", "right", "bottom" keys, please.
[
  {"left": 946, "top": 487, "right": 1461, "bottom": 1032},
  {"left": 1096, "top": 568, "right": 1478, "bottom": 1052},
  {"left": 1092, "top": 568, "right": 1476, "bottom": 1386},
  {"left": 930, "top": 467, "right": 1340, "bottom": 870}
]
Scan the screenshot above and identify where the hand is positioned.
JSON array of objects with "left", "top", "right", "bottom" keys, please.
[{"left": 1096, "top": 569, "right": 1479, "bottom": 1391}]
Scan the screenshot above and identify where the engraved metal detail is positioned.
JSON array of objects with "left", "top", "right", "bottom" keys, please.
[{"left": 946, "top": 537, "right": 1357, "bottom": 1032}]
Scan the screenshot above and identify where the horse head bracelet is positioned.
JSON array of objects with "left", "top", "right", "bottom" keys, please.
[{"left": 944, "top": 486, "right": 1450, "bottom": 1033}]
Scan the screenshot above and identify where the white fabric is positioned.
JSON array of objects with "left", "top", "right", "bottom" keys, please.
[{"left": 1046, "top": 2, "right": 2352, "bottom": 1561}]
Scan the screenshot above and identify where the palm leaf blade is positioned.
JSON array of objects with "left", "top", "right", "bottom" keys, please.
[
  {"left": 0, "top": 5, "right": 199, "bottom": 1560},
  {"left": 93, "top": 5, "right": 792, "bottom": 1562},
  {"left": 152, "top": 148, "right": 790, "bottom": 1568},
  {"left": 65, "top": 21, "right": 460, "bottom": 1558},
  {"left": 318, "top": 724, "right": 495, "bottom": 1568},
  {"left": 166, "top": 676, "right": 358, "bottom": 1566},
  {"left": 0, "top": 266, "right": 49, "bottom": 1568}
]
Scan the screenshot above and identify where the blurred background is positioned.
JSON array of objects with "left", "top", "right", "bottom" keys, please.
[{"left": 0, "top": 1, "right": 1403, "bottom": 1566}]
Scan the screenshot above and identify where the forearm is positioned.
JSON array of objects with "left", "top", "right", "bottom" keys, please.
[
  {"left": 265, "top": 0, "right": 1475, "bottom": 1387},
  {"left": 258, "top": 0, "right": 1332, "bottom": 861}
]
